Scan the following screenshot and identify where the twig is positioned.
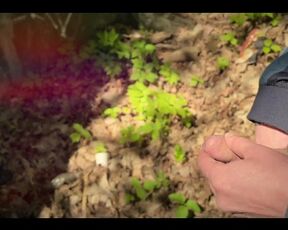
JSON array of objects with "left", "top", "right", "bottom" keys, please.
[
  {"left": 45, "top": 13, "right": 58, "bottom": 30},
  {"left": 56, "top": 13, "right": 63, "bottom": 27},
  {"left": 60, "top": 13, "right": 72, "bottom": 38},
  {"left": 30, "top": 13, "right": 45, "bottom": 20},
  {"left": 81, "top": 171, "right": 89, "bottom": 217},
  {"left": 12, "top": 15, "right": 27, "bottom": 23}
]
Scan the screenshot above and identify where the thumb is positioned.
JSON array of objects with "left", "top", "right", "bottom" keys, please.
[
  {"left": 224, "top": 133, "right": 261, "bottom": 159},
  {"left": 202, "top": 135, "right": 240, "bottom": 162}
]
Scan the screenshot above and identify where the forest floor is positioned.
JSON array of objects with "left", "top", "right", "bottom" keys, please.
[{"left": 0, "top": 13, "right": 287, "bottom": 218}]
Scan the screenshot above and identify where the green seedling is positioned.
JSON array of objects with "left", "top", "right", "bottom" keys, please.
[
  {"left": 229, "top": 14, "right": 247, "bottom": 26},
  {"left": 270, "top": 15, "right": 282, "bottom": 27},
  {"left": 190, "top": 75, "right": 204, "bottom": 87},
  {"left": 94, "top": 142, "right": 107, "bottom": 153},
  {"left": 155, "top": 171, "right": 170, "bottom": 189},
  {"left": 120, "top": 119, "right": 168, "bottom": 145},
  {"left": 168, "top": 192, "right": 202, "bottom": 218},
  {"left": 70, "top": 123, "right": 92, "bottom": 143},
  {"left": 96, "top": 28, "right": 120, "bottom": 48},
  {"left": 121, "top": 82, "right": 192, "bottom": 144},
  {"left": 128, "top": 173, "right": 169, "bottom": 203},
  {"left": 229, "top": 13, "right": 281, "bottom": 27},
  {"left": 130, "top": 60, "right": 158, "bottom": 83},
  {"left": 181, "top": 115, "right": 195, "bottom": 129},
  {"left": 143, "top": 180, "right": 158, "bottom": 192},
  {"left": 131, "top": 40, "right": 156, "bottom": 58},
  {"left": 130, "top": 177, "right": 149, "bottom": 201},
  {"left": 103, "top": 106, "right": 121, "bottom": 118},
  {"left": 125, "top": 193, "right": 136, "bottom": 204},
  {"left": 174, "top": 144, "right": 186, "bottom": 164},
  {"left": 81, "top": 28, "right": 179, "bottom": 84},
  {"left": 137, "top": 119, "right": 169, "bottom": 141},
  {"left": 220, "top": 32, "right": 239, "bottom": 46},
  {"left": 245, "top": 13, "right": 274, "bottom": 22},
  {"left": 128, "top": 82, "right": 191, "bottom": 122},
  {"left": 70, "top": 132, "right": 81, "bottom": 143},
  {"left": 115, "top": 42, "right": 131, "bottom": 59},
  {"left": 103, "top": 61, "right": 122, "bottom": 78},
  {"left": 217, "top": 56, "right": 230, "bottom": 71},
  {"left": 120, "top": 126, "right": 142, "bottom": 145},
  {"left": 262, "top": 39, "right": 281, "bottom": 54},
  {"left": 159, "top": 64, "right": 180, "bottom": 85}
]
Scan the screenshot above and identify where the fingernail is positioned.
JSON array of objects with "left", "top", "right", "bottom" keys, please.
[
  {"left": 202, "top": 136, "right": 221, "bottom": 151},
  {"left": 225, "top": 132, "right": 237, "bottom": 139}
]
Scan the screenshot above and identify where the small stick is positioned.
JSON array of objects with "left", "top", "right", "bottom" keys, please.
[
  {"left": 30, "top": 13, "right": 45, "bottom": 20},
  {"left": 60, "top": 13, "right": 72, "bottom": 38},
  {"left": 45, "top": 13, "right": 58, "bottom": 30},
  {"left": 81, "top": 171, "right": 89, "bottom": 217}
]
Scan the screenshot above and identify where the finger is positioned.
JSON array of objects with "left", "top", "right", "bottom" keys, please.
[
  {"left": 202, "top": 135, "right": 240, "bottom": 163},
  {"left": 198, "top": 149, "right": 225, "bottom": 179},
  {"left": 224, "top": 133, "right": 271, "bottom": 158}
]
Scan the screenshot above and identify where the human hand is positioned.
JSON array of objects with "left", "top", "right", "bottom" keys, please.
[
  {"left": 255, "top": 124, "right": 288, "bottom": 151},
  {"left": 198, "top": 133, "right": 288, "bottom": 217}
]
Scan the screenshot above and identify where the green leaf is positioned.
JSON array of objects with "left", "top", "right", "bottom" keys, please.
[
  {"left": 264, "top": 39, "right": 273, "bottom": 47},
  {"left": 182, "top": 115, "right": 194, "bottom": 128},
  {"left": 190, "top": 75, "right": 204, "bottom": 87},
  {"left": 120, "top": 126, "right": 141, "bottom": 144},
  {"left": 217, "top": 57, "right": 230, "bottom": 71},
  {"left": 220, "top": 33, "right": 232, "bottom": 42},
  {"left": 145, "top": 71, "right": 158, "bottom": 83},
  {"left": 103, "top": 107, "right": 121, "bottom": 118},
  {"left": 159, "top": 64, "right": 180, "bottom": 85},
  {"left": 104, "top": 62, "right": 122, "bottom": 78},
  {"left": 122, "top": 106, "right": 131, "bottom": 115},
  {"left": 70, "top": 132, "right": 81, "bottom": 143},
  {"left": 168, "top": 193, "right": 186, "bottom": 205},
  {"left": 175, "top": 205, "right": 189, "bottom": 218},
  {"left": 271, "top": 18, "right": 279, "bottom": 27},
  {"left": 125, "top": 193, "right": 135, "bottom": 204},
  {"left": 143, "top": 180, "right": 157, "bottom": 192},
  {"left": 220, "top": 32, "right": 238, "bottom": 46},
  {"left": 229, "top": 14, "right": 247, "bottom": 26},
  {"left": 155, "top": 171, "right": 169, "bottom": 189},
  {"left": 186, "top": 199, "right": 202, "bottom": 213},
  {"left": 271, "top": 44, "right": 281, "bottom": 53},
  {"left": 130, "top": 61, "right": 158, "bottom": 83},
  {"left": 263, "top": 46, "right": 271, "bottom": 54},
  {"left": 137, "top": 123, "right": 154, "bottom": 136},
  {"left": 174, "top": 144, "right": 186, "bottom": 163},
  {"left": 116, "top": 42, "right": 131, "bottom": 59},
  {"left": 97, "top": 29, "right": 119, "bottom": 47},
  {"left": 190, "top": 79, "right": 198, "bottom": 87},
  {"left": 72, "top": 123, "right": 92, "bottom": 140},
  {"left": 230, "top": 38, "right": 238, "bottom": 46},
  {"left": 131, "top": 177, "right": 148, "bottom": 201},
  {"left": 262, "top": 13, "right": 274, "bottom": 18},
  {"left": 145, "top": 44, "right": 156, "bottom": 54},
  {"left": 94, "top": 142, "right": 107, "bottom": 153},
  {"left": 131, "top": 177, "right": 141, "bottom": 188}
]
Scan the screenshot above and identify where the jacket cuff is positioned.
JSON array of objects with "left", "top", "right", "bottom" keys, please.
[{"left": 247, "top": 85, "right": 288, "bottom": 134}]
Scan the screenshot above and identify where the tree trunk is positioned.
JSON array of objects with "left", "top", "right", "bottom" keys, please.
[{"left": 0, "top": 13, "right": 22, "bottom": 80}]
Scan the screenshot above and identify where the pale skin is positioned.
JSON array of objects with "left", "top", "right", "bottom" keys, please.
[{"left": 198, "top": 124, "right": 288, "bottom": 217}]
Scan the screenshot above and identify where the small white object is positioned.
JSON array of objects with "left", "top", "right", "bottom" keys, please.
[{"left": 95, "top": 152, "right": 109, "bottom": 167}]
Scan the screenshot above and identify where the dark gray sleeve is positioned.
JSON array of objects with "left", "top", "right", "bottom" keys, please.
[{"left": 247, "top": 51, "right": 288, "bottom": 134}]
